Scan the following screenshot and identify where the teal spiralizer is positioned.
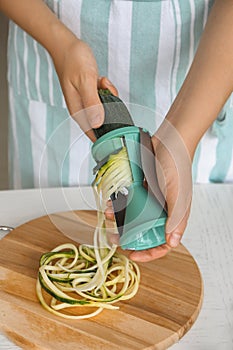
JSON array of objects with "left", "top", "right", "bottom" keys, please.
[{"left": 92, "top": 90, "right": 167, "bottom": 251}]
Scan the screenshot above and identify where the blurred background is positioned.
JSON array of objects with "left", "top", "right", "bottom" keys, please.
[{"left": 0, "top": 13, "right": 9, "bottom": 190}]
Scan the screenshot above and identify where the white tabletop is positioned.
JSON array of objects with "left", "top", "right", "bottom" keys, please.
[{"left": 0, "top": 184, "right": 233, "bottom": 350}]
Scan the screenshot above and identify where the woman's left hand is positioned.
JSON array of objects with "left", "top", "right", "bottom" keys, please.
[{"left": 105, "top": 119, "right": 193, "bottom": 262}]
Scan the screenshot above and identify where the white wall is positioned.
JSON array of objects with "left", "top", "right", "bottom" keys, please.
[{"left": 0, "top": 13, "right": 9, "bottom": 189}]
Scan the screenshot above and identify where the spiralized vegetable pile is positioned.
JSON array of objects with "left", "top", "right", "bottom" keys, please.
[{"left": 36, "top": 147, "right": 140, "bottom": 319}]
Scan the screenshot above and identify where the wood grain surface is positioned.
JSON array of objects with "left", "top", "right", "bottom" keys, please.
[{"left": 0, "top": 211, "right": 203, "bottom": 350}]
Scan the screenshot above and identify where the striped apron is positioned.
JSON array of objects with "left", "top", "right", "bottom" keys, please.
[{"left": 7, "top": 0, "right": 233, "bottom": 188}]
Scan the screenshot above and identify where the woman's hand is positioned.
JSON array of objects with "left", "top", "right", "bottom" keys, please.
[
  {"left": 129, "top": 121, "right": 193, "bottom": 262},
  {"left": 50, "top": 37, "right": 118, "bottom": 141},
  {"left": 105, "top": 119, "right": 193, "bottom": 263}
]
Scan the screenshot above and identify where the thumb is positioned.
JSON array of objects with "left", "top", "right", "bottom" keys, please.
[
  {"left": 163, "top": 162, "right": 192, "bottom": 248},
  {"left": 152, "top": 123, "right": 193, "bottom": 249},
  {"left": 166, "top": 204, "right": 191, "bottom": 248}
]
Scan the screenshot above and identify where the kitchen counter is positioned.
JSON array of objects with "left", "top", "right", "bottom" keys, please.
[{"left": 0, "top": 184, "right": 233, "bottom": 350}]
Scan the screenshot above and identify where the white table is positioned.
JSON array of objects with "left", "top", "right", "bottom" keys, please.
[{"left": 0, "top": 185, "right": 233, "bottom": 350}]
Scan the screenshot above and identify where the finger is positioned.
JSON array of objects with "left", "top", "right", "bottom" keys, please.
[
  {"left": 109, "top": 233, "right": 120, "bottom": 245},
  {"left": 129, "top": 244, "right": 171, "bottom": 262},
  {"left": 104, "top": 206, "right": 115, "bottom": 221},
  {"left": 98, "top": 77, "right": 119, "bottom": 96},
  {"left": 163, "top": 151, "right": 192, "bottom": 247},
  {"left": 63, "top": 81, "right": 84, "bottom": 117},
  {"left": 106, "top": 199, "right": 113, "bottom": 208},
  {"left": 166, "top": 207, "right": 190, "bottom": 248},
  {"left": 63, "top": 82, "right": 96, "bottom": 141},
  {"left": 78, "top": 74, "right": 105, "bottom": 128}
]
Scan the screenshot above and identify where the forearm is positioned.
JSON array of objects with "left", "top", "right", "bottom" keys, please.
[
  {"left": 0, "top": 0, "right": 77, "bottom": 57},
  {"left": 165, "top": 0, "right": 233, "bottom": 157}
]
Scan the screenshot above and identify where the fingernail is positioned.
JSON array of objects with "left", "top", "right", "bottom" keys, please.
[{"left": 169, "top": 233, "right": 181, "bottom": 248}]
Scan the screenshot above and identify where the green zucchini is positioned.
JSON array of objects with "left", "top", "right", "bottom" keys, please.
[{"left": 94, "top": 89, "right": 134, "bottom": 139}]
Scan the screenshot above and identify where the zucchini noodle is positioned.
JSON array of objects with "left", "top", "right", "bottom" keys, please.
[{"left": 36, "top": 147, "right": 140, "bottom": 319}]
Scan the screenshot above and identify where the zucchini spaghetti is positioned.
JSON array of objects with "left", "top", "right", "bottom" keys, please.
[{"left": 36, "top": 147, "right": 140, "bottom": 319}]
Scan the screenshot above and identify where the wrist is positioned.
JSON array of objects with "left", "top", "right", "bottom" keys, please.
[
  {"left": 165, "top": 113, "right": 201, "bottom": 160},
  {"left": 156, "top": 101, "right": 201, "bottom": 161},
  {"left": 163, "top": 78, "right": 225, "bottom": 160},
  {"left": 45, "top": 20, "right": 79, "bottom": 59}
]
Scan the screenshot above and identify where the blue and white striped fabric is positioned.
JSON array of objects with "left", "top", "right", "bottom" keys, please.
[{"left": 7, "top": 0, "right": 233, "bottom": 188}]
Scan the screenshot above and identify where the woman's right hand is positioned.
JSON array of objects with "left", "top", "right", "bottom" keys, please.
[{"left": 50, "top": 36, "right": 117, "bottom": 140}]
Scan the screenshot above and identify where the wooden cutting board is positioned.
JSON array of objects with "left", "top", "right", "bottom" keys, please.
[{"left": 0, "top": 211, "right": 203, "bottom": 350}]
